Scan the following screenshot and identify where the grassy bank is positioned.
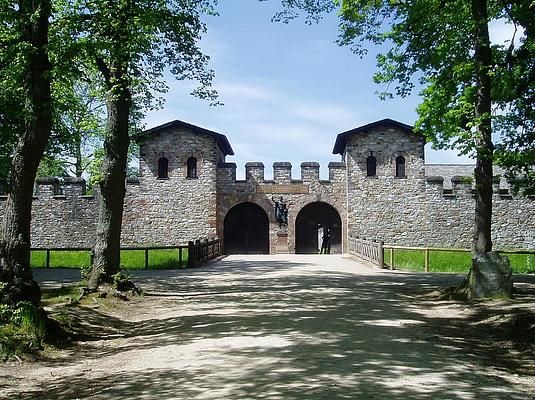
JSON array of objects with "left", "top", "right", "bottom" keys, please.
[
  {"left": 384, "top": 249, "right": 535, "bottom": 274},
  {"left": 31, "top": 249, "right": 188, "bottom": 270}
]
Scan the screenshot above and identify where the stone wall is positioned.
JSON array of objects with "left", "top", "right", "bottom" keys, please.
[
  {"left": 1, "top": 119, "right": 533, "bottom": 252},
  {"left": 423, "top": 176, "right": 535, "bottom": 249},
  {"left": 121, "top": 127, "right": 220, "bottom": 245},
  {"left": 345, "top": 125, "right": 428, "bottom": 245},
  {"left": 425, "top": 164, "right": 508, "bottom": 189},
  {"left": 344, "top": 125, "right": 535, "bottom": 249},
  {"left": 0, "top": 178, "right": 98, "bottom": 248},
  {"left": 217, "top": 161, "right": 347, "bottom": 254}
]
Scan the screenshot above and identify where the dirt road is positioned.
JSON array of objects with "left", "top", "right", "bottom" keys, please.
[{"left": 2, "top": 255, "right": 534, "bottom": 399}]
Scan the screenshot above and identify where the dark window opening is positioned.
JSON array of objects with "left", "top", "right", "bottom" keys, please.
[
  {"left": 396, "top": 156, "right": 406, "bottom": 178},
  {"left": 187, "top": 157, "right": 197, "bottom": 178},
  {"left": 158, "top": 157, "right": 168, "bottom": 179},
  {"left": 366, "top": 156, "right": 377, "bottom": 177}
]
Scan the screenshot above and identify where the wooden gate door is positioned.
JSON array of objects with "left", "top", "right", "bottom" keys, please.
[{"left": 224, "top": 202, "right": 269, "bottom": 254}]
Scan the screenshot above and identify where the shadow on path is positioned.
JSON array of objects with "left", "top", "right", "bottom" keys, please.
[{"left": 13, "top": 255, "right": 534, "bottom": 400}]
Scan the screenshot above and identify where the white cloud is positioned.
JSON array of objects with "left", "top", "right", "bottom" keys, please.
[
  {"left": 287, "top": 102, "right": 356, "bottom": 128},
  {"left": 216, "top": 81, "right": 275, "bottom": 102},
  {"left": 425, "top": 145, "right": 473, "bottom": 164},
  {"left": 489, "top": 19, "right": 525, "bottom": 48}
]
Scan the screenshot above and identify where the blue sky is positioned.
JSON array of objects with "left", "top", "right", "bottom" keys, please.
[{"left": 142, "top": 0, "right": 510, "bottom": 179}]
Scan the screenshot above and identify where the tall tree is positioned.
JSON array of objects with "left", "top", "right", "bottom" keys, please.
[
  {"left": 53, "top": 79, "right": 106, "bottom": 179},
  {"left": 60, "top": 0, "right": 218, "bottom": 287},
  {"left": 494, "top": 1, "right": 535, "bottom": 195},
  {"left": 276, "top": 0, "right": 533, "bottom": 296},
  {"left": 0, "top": 0, "right": 53, "bottom": 305}
]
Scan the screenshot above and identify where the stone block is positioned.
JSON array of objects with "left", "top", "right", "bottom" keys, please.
[
  {"left": 246, "top": 162, "right": 264, "bottom": 182},
  {"left": 469, "top": 251, "right": 513, "bottom": 299}
]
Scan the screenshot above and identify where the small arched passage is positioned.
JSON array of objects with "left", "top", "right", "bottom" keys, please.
[
  {"left": 224, "top": 202, "right": 269, "bottom": 254},
  {"left": 295, "top": 202, "right": 342, "bottom": 254}
]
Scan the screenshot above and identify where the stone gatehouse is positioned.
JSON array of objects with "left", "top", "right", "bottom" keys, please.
[{"left": 1, "top": 118, "right": 534, "bottom": 253}]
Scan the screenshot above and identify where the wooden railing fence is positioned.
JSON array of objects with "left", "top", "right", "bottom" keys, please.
[
  {"left": 348, "top": 237, "right": 534, "bottom": 272},
  {"left": 187, "top": 238, "right": 221, "bottom": 267},
  {"left": 31, "top": 237, "right": 221, "bottom": 269},
  {"left": 383, "top": 245, "right": 535, "bottom": 272},
  {"left": 348, "top": 236, "right": 384, "bottom": 268}
]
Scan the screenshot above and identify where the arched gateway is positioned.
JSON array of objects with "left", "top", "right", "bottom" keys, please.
[
  {"left": 295, "top": 202, "right": 342, "bottom": 254},
  {"left": 223, "top": 202, "right": 269, "bottom": 254}
]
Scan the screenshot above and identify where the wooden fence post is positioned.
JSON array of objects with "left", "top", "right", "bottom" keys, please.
[
  {"left": 187, "top": 241, "right": 195, "bottom": 268},
  {"left": 144, "top": 248, "right": 149, "bottom": 270},
  {"left": 178, "top": 247, "right": 183, "bottom": 268},
  {"left": 424, "top": 248, "right": 430, "bottom": 272},
  {"left": 46, "top": 249, "right": 51, "bottom": 269},
  {"left": 389, "top": 248, "right": 394, "bottom": 270},
  {"left": 378, "top": 240, "right": 384, "bottom": 269}
]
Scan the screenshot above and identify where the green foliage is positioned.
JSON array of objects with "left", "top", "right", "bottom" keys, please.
[
  {"left": 513, "top": 254, "right": 535, "bottom": 274},
  {"left": 57, "top": 0, "right": 220, "bottom": 109},
  {"left": 0, "top": 1, "right": 32, "bottom": 182},
  {"left": 40, "top": 285, "right": 82, "bottom": 305},
  {"left": 112, "top": 270, "right": 135, "bottom": 292},
  {"left": 277, "top": 0, "right": 534, "bottom": 190},
  {"left": 0, "top": 302, "right": 48, "bottom": 360},
  {"left": 52, "top": 78, "right": 107, "bottom": 178},
  {"left": 36, "top": 156, "right": 69, "bottom": 178}
]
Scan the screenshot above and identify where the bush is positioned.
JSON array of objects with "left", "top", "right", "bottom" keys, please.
[
  {"left": 0, "top": 301, "right": 48, "bottom": 360},
  {"left": 518, "top": 255, "right": 535, "bottom": 274},
  {"left": 112, "top": 270, "right": 137, "bottom": 292}
]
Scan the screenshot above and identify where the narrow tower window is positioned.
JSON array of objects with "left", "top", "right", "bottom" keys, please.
[
  {"left": 158, "top": 157, "right": 168, "bottom": 179},
  {"left": 187, "top": 157, "right": 197, "bottom": 178},
  {"left": 395, "top": 156, "right": 406, "bottom": 178},
  {"left": 366, "top": 156, "right": 377, "bottom": 177}
]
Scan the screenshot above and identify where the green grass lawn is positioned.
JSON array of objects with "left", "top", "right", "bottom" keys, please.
[
  {"left": 384, "top": 249, "right": 535, "bottom": 274},
  {"left": 31, "top": 249, "right": 188, "bottom": 270}
]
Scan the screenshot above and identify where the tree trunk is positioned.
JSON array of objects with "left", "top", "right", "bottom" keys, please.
[
  {"left": 466, "top": 0, "right": 512, "bottom": 299},
  {"left": 88, "top": 73, "right": 131, "bottom": 288},
  {"left": 74, "top": 134, "right": 83, "bottom": 178},
  {"left": 0, "top": 0, "right": 52, "bottom": 306},
  {"left": 471, "top": 0, "right": 493, "bottom": 256}
]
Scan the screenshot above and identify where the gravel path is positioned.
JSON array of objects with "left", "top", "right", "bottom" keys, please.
[{"left": 2, "top": 255, "right": 534, "bottom": 400}]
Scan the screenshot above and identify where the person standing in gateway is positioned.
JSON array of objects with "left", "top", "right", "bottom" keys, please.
[{"left": 320, "top": 226, "right": 331, "bottom": 254}]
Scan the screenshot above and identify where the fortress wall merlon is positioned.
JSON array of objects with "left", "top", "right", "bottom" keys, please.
[
  {"left": 126, "top": 176, "right": 140, "bottom": 196},
  {"left": 328, "top": 162, "right": 346, "bottom": 182},
  {"left": 218, "top": 162, "right": 237, "bottom": 182},
  {"left": 492, "top": 177, "right": 501, "bottom": 194},
  {"left": 273, "top": 162, "right": 292, "bottom": 184},
  {"left": 63, "top": 177, "right": 86, "bottom": 197},
  {"left": 300, "top": 162, "right": 320, "bottom": 182},
  {"left": 425, "top": 176, "right": 445, "bottom": 195},
  {"left": 35, "top": 177, "right": 60, "bottom": 199},
  {"left": 424, "top": 174, "right": 522, "bottom": 200},
  {"left": 221, "top": 161, "right": 346, "bottom": 185},
  {"left": 451, "top": 176, "right": 473, "bottom": 197},
  {"left": 245, "top": 162, "right": 264, "bottom": 182}
]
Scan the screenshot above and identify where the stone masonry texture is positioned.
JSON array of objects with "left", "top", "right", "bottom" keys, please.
[{"left": 0, "top": 119, "right": 533, "bottom": 252}]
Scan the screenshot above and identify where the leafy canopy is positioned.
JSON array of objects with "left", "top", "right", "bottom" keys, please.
[
  {"left": 57, "top": 0, "right": 219, "bottom": 108},
  {"left": 276, "top": 0, "right": 534, "bottom": 191}
]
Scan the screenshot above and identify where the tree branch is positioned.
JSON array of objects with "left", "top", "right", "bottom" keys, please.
[{"left": 95, "top": 56, "right": 111, "bottom": 87}]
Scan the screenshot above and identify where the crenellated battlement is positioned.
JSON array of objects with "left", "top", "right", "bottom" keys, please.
[
  {"left": 425, "top": 175, "right": 524, "bottom": 199},
  {"left": 218, "top": 161, "right": 347, "bottom": 186},
  {"left": 0, "top": 176, "right": 145, "bottom": 204}
]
